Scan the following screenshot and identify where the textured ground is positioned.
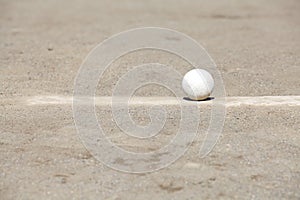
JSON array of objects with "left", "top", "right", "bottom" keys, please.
[{"left": 1, "top": 0, "right": 300, "bottom": 199}]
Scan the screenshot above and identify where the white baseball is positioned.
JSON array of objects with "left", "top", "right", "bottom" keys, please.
[{"left": 182, "top": 69, "right": 214, "bottom": 100}]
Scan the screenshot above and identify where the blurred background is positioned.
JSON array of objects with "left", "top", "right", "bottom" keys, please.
[{"left": 1, "top": 0, "right": 299, "bottom": 98}]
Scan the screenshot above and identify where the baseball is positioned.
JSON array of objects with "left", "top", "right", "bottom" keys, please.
[{"left": 182, "top": 69, "right": 214, "bottom": 100}]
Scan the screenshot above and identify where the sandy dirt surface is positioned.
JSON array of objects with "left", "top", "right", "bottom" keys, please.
[{"left": 1, "top": 0, "right": 300, "bottom": 199}]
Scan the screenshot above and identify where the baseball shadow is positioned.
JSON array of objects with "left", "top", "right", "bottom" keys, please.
[{"left": 183, "top": 97, "right": 215, "bottom": 102}]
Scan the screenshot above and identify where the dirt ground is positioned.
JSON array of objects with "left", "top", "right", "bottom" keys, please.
[{"left": 1, "top": 0, "right": 300, "bottom": 199}]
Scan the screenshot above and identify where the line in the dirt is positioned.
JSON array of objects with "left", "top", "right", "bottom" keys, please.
[{"left": 22, "top": 95, "right": 300, "bottom": 107}]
